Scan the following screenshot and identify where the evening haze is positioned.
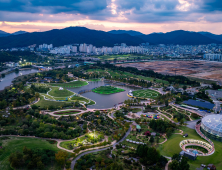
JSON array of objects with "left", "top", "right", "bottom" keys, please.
[{"left": 0, "top": 0, "right": 222, "bottom": 34}]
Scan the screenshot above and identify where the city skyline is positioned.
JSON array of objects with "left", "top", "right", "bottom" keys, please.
[{"left": 0, "top": 0, "right": 222, "bottom": 34}]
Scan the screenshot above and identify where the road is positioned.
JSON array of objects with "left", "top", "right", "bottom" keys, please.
[
  {"left": 71, "top": 127, "right": 131, "bottom": 170},
  {"left": 207, "top": 90, "right": 222, "bottom": 113}
]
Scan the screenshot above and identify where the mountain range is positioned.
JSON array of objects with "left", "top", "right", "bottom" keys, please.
[
  {"left": 0, "top": 27, "right": 222, "bottom": 49},
  {"left": 0, "top": 30, "right": 28, "bottom": 37}
]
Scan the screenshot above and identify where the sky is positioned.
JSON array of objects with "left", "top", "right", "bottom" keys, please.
[{"left": 0, "top": 0, "right": 222, "bottom": 34}]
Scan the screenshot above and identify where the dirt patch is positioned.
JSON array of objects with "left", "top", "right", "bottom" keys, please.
[{"left": 116, "top": 60, "right": 222, "bottom": 83}]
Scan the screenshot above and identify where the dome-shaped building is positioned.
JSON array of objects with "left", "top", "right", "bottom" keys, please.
[{"left": 201, "top": 114, "right": 222, "bottom": 141}]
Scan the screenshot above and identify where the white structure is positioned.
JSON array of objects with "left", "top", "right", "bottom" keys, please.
[
  {"left": 204, "top": 53, "right": 222, "bottom": 61},
  {"left": 59, "top": 87, "right": 64, "bottom": 90}
]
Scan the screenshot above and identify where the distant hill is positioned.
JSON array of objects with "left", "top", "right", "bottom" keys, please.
[
  {"left": 0, "top": 30, "right": 10, "bottom": 37},
  {"left": 108, "top": 30, "right": 144, "bottom": 36},
  {"left": 0, "top": 30, "right": 28, "bottom": 37},
  {"left": 11, "top": 31, "right": 28, "bottom": 35},
  {"left": 0, "top": 27, "right": 145, "bottom": 48},
  {"left": 0, "top": 28, "right": 222, "bottom": 48},
  {"left": 137, "top": 30, "right": 222, "bottom": 45},
  {"left": 198, "top": 31, "right": 222, "bottom": 42}
]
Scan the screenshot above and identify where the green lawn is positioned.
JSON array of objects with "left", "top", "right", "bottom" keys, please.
[
  {"left": 71, "top": 96, "right": 89, "bottom": 103},
  {"left": 35, "top": 96, "right": 71, "bottom": 108},
  {"left": 158, "top": 126, "right": 222, "bottom": 170},
  {"left": 132, "top": 89, "right": 160, "bottom": 99},
  {"left": 92, "top": 86, "right": 125, "bottom": 95},
  {"left": 54, "top": 110, "right": 81, "bottom": 115},
  {"left": 48, "top": 87, "right": 74, "bottom": 97},
  {"left": 0, "top": 137, "right": 60, "bottom": 170},
  {"left": 50, "top": 81, "right": 88, "bottom": 88}
]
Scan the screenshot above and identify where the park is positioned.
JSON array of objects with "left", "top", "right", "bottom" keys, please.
[{"left": 1, "top": 63, "right": 222, "bottom": 170}]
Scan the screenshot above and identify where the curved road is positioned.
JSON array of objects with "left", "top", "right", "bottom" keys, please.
[{"left": 71, "top": 127, "right": 131, "bottom": 170}]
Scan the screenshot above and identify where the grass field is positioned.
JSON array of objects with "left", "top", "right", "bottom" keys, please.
[
  {"left": 92, "top": 86, "right": 125, "bottom": 95},
  {"left": 158, "top": 126, "right": 222, "bottom": 170},
  {"left": 54, "top": 110, "right": 81, "bottom": 115},
  {"left": 71, "top": 96, "right": 89, "bottom": 103},
  {"left": 50, "top": 81, "right": 88, "bottom": 87},
  {"left": 0, "top": 137, "right": 60, "bottom": 170},
  {"left": 35, "top": 96, "right": 71, "bottom": 108},
  {"left": 132, "top": 89, "right": 160, "bottom": 99},
  {"left": 48, "top": 87, "right": 74, "bottom": 97}
]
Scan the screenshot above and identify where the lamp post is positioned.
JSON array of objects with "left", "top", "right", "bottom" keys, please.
[{"left": 94, "top": 129, "right": 95, "bottom": 143}]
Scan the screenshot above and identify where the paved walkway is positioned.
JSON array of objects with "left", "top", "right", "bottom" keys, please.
[
  {"left": 45, "top": 109, "right": 87, "bottom": 117},
  {"left": 195, "top": 123, "right": 215, "bottom": 155}
]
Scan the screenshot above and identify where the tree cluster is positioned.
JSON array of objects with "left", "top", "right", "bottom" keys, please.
[
  {"left": 136, "top": 144, "right": 168, "bottom": 168},
  {"left": 9, "top": 146, "right": 56, "bottom": 170}
]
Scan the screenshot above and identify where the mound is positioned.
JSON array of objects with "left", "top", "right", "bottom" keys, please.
[{"left": 92, "top": 86, "right": 125, "bottom": 95}]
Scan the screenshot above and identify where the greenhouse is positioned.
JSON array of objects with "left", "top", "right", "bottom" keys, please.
[{"left": 201, "top": 114, "right": 222, "bottom": 141}]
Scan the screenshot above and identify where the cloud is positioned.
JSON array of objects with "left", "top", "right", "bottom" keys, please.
[
  {"left": 0, "top": 0, "right": 110, "bottom": 14},
  {"left": 0, "top": 0, "right": 222, "bottom": 25}
]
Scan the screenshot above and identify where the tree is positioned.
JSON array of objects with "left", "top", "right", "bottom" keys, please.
[
  {"left": 95, "top": 110, "right": 100, "bottom": 115},
  {"left": 169, "top": 160, "right": 179, "bottom": 170},
  {"left": 37, "top": 161, "right": 44, "bottom": 170},
  {"left": 97, "top": 119, "right": 101, "bottom": 125},
  {"left": 150, "top": 136, "right": 154, "bottom": 143},
  {"left": 180, "top": 156, "right": 190, "bottom": 170},
  {"left": 180, "top": 119, "right": 184, "bottom": 125},
  {"left": 35, "top": 92, "right": 40, "bottom": 99},
  {"left": 165, "top": 100, "right": 169, "bottom": 107},
  {"left": 55, "top": 151, "right": 68, "bottom": 167},
  {"left": 182, "top": 85, "right": 187, "bottom": 91}
]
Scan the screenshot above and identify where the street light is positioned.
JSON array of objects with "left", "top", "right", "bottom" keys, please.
[{"left": 93, "top": 129, "right": 95, "bottom": 143}]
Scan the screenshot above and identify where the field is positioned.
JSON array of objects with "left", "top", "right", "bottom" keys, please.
[
  {"left": 54, "top": 110, "right": 81, "bottom": 115},
  {"left": 92, "top": 86, "right": 125, "bottom": 95},
  {"left": 48, "top": 87, "right": 74, "bottom": 97},
  {"left": 35, "top": 96, "right": 72, "bottom": 108},
  {"left": 50, "top": 80, "right": 88, "bottom": 87},
  {"left": 92, "top": 54, "right": 149, "bottom": 61},
  {"left": 132, "top": 89, "right": 160, "bottom": 99},
  {"left": 157, "top": 126, "right": 222, "bottom": 170},
  {"left": 117, "top": 60, "right": 222, "bottom": 84},
  {"left": 85, "top": 68, "right": 169, "bottom": 85},
  {"left": 0, "top": 137, "right": 60, "bottom": 170}
]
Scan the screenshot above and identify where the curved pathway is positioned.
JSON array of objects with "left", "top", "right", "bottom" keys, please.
[
  {"left": 195, "top": 123, "right": 215, "bottom": 155},
  {"left": 45, "top": 109, "right": 87, "bottom": 117},
  {"left": 71, "top": 127, "right": 131, "bottom": 170}
]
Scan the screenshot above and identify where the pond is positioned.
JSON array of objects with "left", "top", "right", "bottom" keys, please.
[{"left": 68, "top": 81, "right": 139, "bottom": 109}]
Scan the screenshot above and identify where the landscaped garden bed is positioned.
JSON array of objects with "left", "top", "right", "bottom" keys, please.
[
  {"left": 92, "top": 86, "right": 125, "bottom": 95},
  {"left": 54, "top": 110, "right": 81, "bottom": 115}
]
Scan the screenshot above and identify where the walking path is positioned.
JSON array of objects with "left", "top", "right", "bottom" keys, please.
[
  {"left": 45, "top": 109, "right": 87, "bottom": 117},
  {"left": 195, "top": 123, "right": 215, "bottom": 155},
  {"left": 13, "top": 98, "right": 40, "bottom": 110}
]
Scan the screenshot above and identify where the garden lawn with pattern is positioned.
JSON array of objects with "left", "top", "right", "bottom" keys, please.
[{"left": 132, "top": 89, "right": 159, "bottom": 99}]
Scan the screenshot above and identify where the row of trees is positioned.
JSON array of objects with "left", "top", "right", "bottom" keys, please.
[{"left": 96, "top": 63, "right": 200, "bottom": 86}]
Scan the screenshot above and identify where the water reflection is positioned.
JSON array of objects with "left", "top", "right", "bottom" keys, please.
[
  {"left": 68, "top": 81, "right": 138, "bottom": 109},
  {"left": 0, "top": 69, "right": 38, "bottom": 90}
]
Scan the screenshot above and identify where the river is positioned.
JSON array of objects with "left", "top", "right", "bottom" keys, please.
[{"left": 0, "top": 69, "right": 39, "bottom": 90}]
